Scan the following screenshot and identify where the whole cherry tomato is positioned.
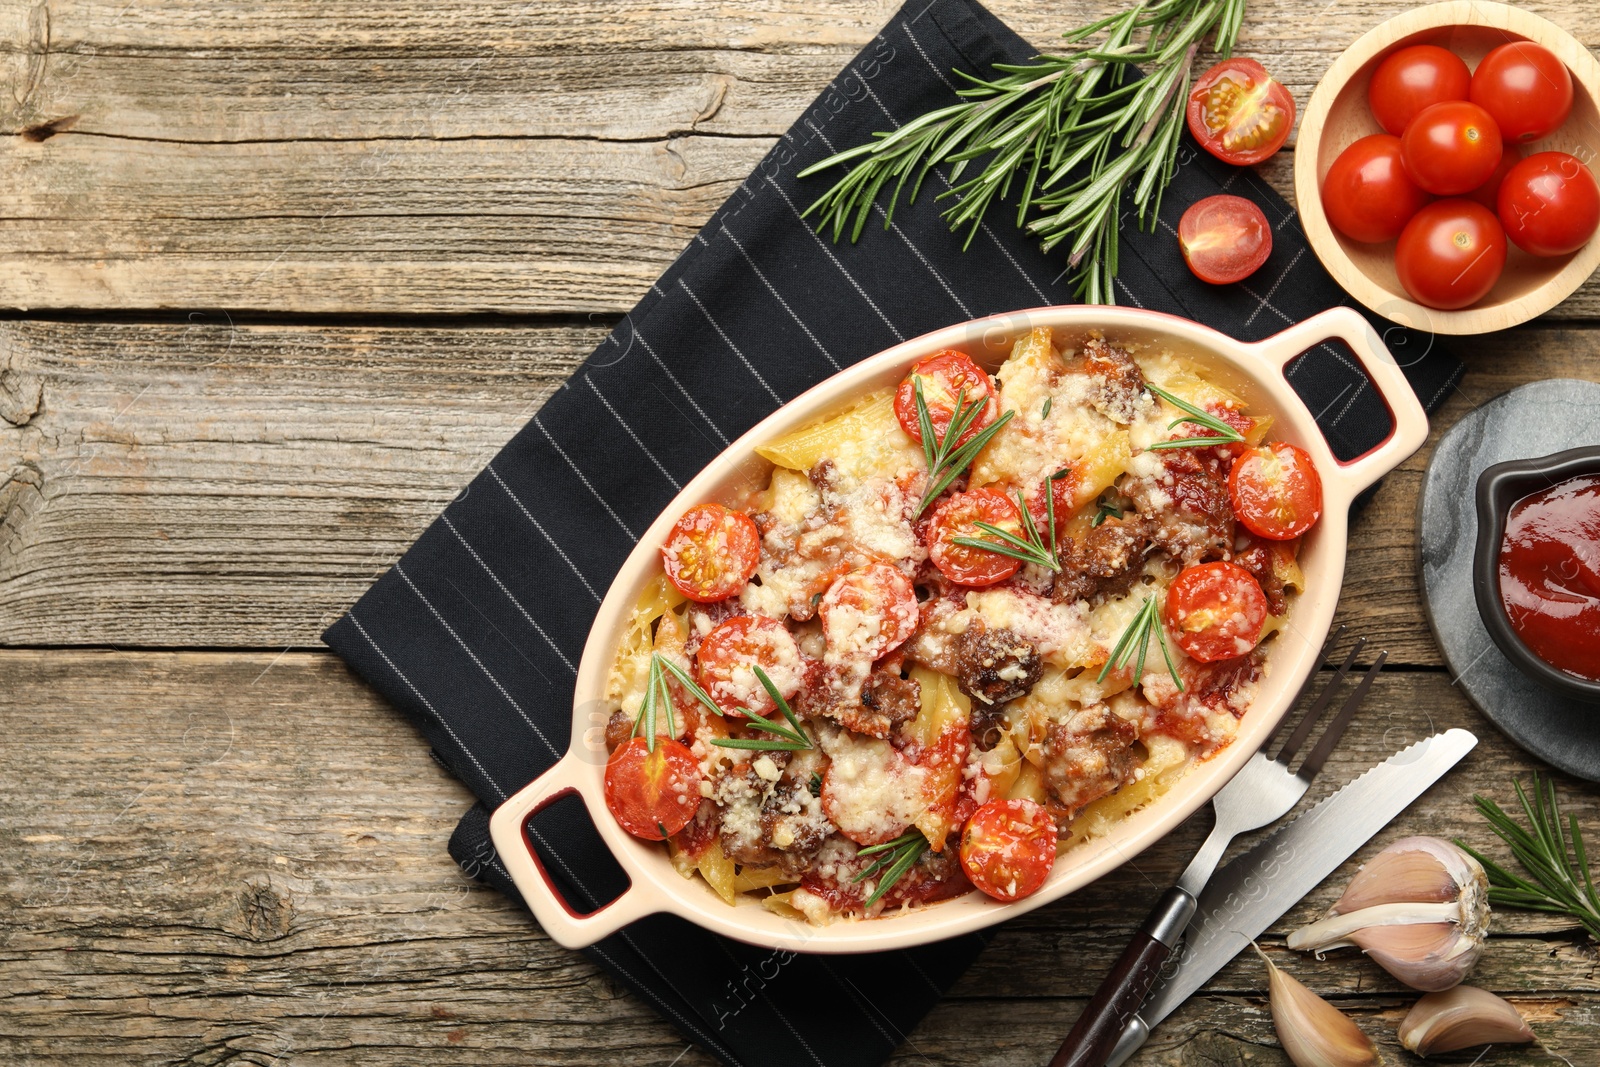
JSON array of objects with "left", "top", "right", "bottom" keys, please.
[
  {"left": 818, "top": 562, "right": 919, "bottom": 662},
  {"left": 1228, "top": 441, "right": 1323, "bottom": 541},
  {"left": 604, "top": 736, "right": 702, "bottom": 841},
  {"left": 1178, "top": 195, "right": 1273, "bottom": 284},
  {"left": 695, "top": 615, "right": 806, "bottom": 715},
  {"left": 1367, "top": 45, "right": 1472, "bottom": 136},
  {"left": 1496, "top": 151, "right": 1600, "bottom": 257},
  {"left": 1400, "top": 101, "right": 1503, "bottom": 196},
  {"left": 1164, "top": 561, "right": 1270, "bottom": 663},
  {"left": 1321, "top": 134, "right": 1432, "bottom": 244},
  {"left": 1186, "top": 58, "right": 1296, "bottom": 166},
  {"left": 959, "top": 798, "right": 1057, "bottom": 902},
  {"left": 660, "top": 503, "right": 761, "bottom": 603},
  {"left": 927, "top": 487, "right": 1025, "bottom": 588},
  {"left": 1394, "top": 199, "right": 1507, "bottom": 309},
  {"left": 1470, "top": 41, "right": 1574, "bottom": 143},
  {"left": 1466, "top": 143, "right": 1522, "bottom": 211},
  {"left": 893, "top": 351, "right": 999, "bottom": 449}
]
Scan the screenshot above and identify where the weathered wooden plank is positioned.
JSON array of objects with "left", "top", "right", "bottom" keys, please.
[
  {"left": 1, "top": 650, "right": 1594, "bottom": 1065},
  {"left": 5, "top": 0, "right": 1600, "bottom": 314},
  {"left": 2, "top": 317, "right": 1595, "bottom": 652}
]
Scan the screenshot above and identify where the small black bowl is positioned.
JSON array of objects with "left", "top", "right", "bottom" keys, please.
[{"left": 1473, "top": 445, "right": 1600, "bottom": 705}]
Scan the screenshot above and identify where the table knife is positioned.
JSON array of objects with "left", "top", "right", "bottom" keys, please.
[{"left": 1103, "top": 727, "right": 1478, "bottom": 1067}]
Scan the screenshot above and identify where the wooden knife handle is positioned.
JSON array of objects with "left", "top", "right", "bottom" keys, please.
[{"left": 1047, "top": 886, "right": 1195, "bottom": 1067}]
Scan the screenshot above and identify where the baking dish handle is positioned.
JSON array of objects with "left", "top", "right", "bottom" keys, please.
[
  {"left": 1244, "top": 306, "right": 1430, "bottom": 504},
  {"left": 488, "top": 753, "right": 661, "bottom": 949}
]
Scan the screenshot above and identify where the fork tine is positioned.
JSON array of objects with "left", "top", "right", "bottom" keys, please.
[
  {"left": 1261, "top": 625, "right": 1346, "bottom": 749},
  {"left": 1274, "top": 635, "right": 1367, "bottom": 764},
  {"left": 1297, "top": 651, "right": 1388, "bottom": 781}
]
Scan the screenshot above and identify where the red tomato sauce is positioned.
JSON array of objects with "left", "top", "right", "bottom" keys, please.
[{"left": 1498, "top": 475, "right": 1600, "bottom": 682}]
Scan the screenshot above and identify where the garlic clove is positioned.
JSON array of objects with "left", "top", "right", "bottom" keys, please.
[
  {"left": 1398, "top": 985, "right": 1536, "bottom": 1056},
  {"left": 1287, "top": 837, "right": 1490, "bottom": 991},
  {"left": 1255, "top": 944, "right": 1385, "bottom": 1067}
]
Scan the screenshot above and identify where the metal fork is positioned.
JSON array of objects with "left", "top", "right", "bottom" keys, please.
[{"left": 1049, "top": 629, "right": 1388, "bottom": 1067}]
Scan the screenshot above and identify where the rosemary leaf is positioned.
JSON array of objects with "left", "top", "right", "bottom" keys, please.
[{"left": 1146, "top": 383, "right": 1246, "bottom": 448}]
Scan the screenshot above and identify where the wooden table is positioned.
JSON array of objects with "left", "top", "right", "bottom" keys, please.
[{"left": 3, "top": 2, "right": 1597, "bottom": 1063}]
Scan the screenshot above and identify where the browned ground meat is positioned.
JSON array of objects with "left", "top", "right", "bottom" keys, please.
[
  {"left": 1053, "top": 514, "right": 1153, "bottom": 606},
  {"left": 604, "top": 708, "right": 633, "bottom": 754},
  {"left": 903, "top": 595, "right": 965, "bottom": 676},
  {"left": 1081, "top": 335, "right": 1148, "bottom": 424},
  {"left": 1041, "top": 705, "right": 1142, "bottom": 822},
  {"left": 758, "top": 780, "right": 831, "bottom": 872},
  {"left": 1233, "top": 541, "right": 1289, "bottom": 615},
  {"left": 1126, "top": 450, "right": 1234, "bottom": 566},
  {"left": 798, "top": 663, "right": 922, "bottom": 739},
  {"left": 970, "top": 704, "right": 1009, "bottom": 752},
  {"left": 952, "top": 626, "right": 1042, "bottom": 706}
]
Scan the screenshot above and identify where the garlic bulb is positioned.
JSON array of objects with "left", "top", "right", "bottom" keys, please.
[
  {"left": 1287, "top": 837, "right": 1489, "bottom": 991},
  {"left": 1255, "top": 944, "right": 1384, "bottom": 1067},
  {"left": 1398, "top": 986, "right": 1535, "bottom": 1057}
]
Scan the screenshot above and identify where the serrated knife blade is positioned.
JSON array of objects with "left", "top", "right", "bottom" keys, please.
[{"left": 1105, "top": 727, "right": 1478, "bottom": 1066}]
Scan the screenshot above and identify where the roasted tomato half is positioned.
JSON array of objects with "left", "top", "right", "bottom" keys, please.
[
  {"left": 695, "top": 615, "right": 806, "bottom": 716},
  {"left": 1164, "top": 561, "right": 1270, "bottom": 664},
  {"left": 819, "top": 562, "right": 920, "bottom": 662},
  {"left": 660, "top": 502, "right": 760, "bottom": 602},
  {"left": 603, "top": 736, "right": 702, "bottom": 841},
  {"left": 959, "top": 798, "right": 1057, "bottom": 902},
  {"left": 1228, "top": 441, "right": 1323, "bottom": 541},
  {"left": 1186, "top": 58, "right": 1295, "bottom": 167},
  {"left": 927, "top": 487, "right": 1025, "bottom": 588},
  {"left": 893, "top": 350, "right": 999, "bottom": 449}
]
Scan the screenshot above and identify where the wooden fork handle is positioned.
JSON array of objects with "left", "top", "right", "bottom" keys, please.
[{"left": 1047, "top": 886, "right": 1196, "bottom": 1067}]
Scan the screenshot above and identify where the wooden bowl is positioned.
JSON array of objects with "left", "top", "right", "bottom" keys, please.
[{"left": 1295, "top": 1, "right": 1600, "bottom": 334}]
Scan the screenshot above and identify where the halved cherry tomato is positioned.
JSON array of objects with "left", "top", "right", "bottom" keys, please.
[
  {"left": 1400, "top": 101, "right": 1503, "bottom": 196},
  {"left": 927, "top": 487, "right": 1025, "bottom": 588},
  {"left": 1466, "top": 143, "right": 1522, "bottom": 211},
  {"left": 1321, "top": 134, "right": 1433, "bottom": 244},
  {"left": 603, "top": 736, "right": 702, "bottom": 841},
  {"left": 1367, "top": 45, "right": 1472, "bottom": 136},
  {"left": 959, "top": 798, "right": 1057, "bottom": 902},
  {"left": 1470, "top": 41, "right": 1574, "bottom": 143},
  {"left": 818, "top": 562, "right": 919, "bottom": 662},
  {"left": 1164, "top": 561, "right": 1270, "bottom": 663},
  {"left": 660, "top": 502, "right": 760, "bottom": 603},
  {"left": 1394, "top": 199, "right": 1507, "bottom": 310},
  {"left": 893, "top": 351, "right": 999, "bottom": 449},
  {"left": 1497, "top": 151, "right": 1600, "bottom": 257},
  {"left": 1178, "top": 195, "right": 1273, "bottom": 284},
  {"left": 1228, "top": 441, "right": 1323, "bottom": 541},
  {"left": 1186, "top": 58, "right": 1295, "bottom": 167},
  {"left": 695, "top": 615, "right": 806, "bottom": 715}
]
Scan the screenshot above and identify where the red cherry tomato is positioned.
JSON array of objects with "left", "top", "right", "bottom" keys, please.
[
  {"left": 1186, "top": 58, "right": 1296, "bottom": 166},
  {"left": 604, "top": 736, "right": 702, "bottom": 841},
  {"left": 1394, "top": 199, "right": 1507, "bottom": 309},
  {"left": 1497, "top": 151, "right": 1600, "bottom": 258},
  {"left": 818, "top": 562, "right": 919, "bottom": 662},
  {"left": 1228, "top": 441, "right": 1323, "bottom": 541},
  {"left": 1164, "top": 562, "right": 1270, "bottom": 663},
  {"left": 1400, "top": 101, "right": 1503, "bottom": 196},
  {"left": 1466, "top": 143, "right": 1522, "bottom": 211},
  {"left": 959, "top": 798, "right": 1057, "bottom": 902},
  {"left": 1367, "top": 45, "right": 1472, "bottom": 136},
  {"left": 1470, "top": 41, "right": 1574, "bottom": 143},
  {"left": 695, "top": 615, "right": 806, "bottom": 716},
  {"left": 893, "top": 351, "right": 999, "bottom": 449},
  {"left": 661, "top": 503, "right": 760, "bottom": 603},
  {"left": 1321, "top": 134, "right": 1433, "bottom": 244},
  {"left": 1178, "top": 195, "right": 1273, "bottom": 284},
  {"left": 927, "top": 487, "right": 1025, "bottom": 588}
]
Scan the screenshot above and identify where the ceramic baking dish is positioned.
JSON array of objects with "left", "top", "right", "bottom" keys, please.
[{"left": 490, "top": 305, "right": 1429, "bottom": 954}]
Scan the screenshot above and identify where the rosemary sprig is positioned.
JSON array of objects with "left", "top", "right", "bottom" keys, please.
[
  {"left": 914, "top": 376, "right": 1015, "bottom": 516},
  {"left": 950, "top": 481, "right": 1066, "bottom": 572},
  {"left": 799, "top": 0, "right": 1250, "bottom": 302},
  {"left": 1096, "top": 592, "right": 1183, "bottom": 690},
  {"left": 853, "top": 829, "right": 930, "bottom": 909},
  {"left": 1145, "top": 383, "right": 1246, "bottom": 451},
  {"left": 632, "top": 654, "right": 679, "bottom": 753},
  {"left": 711, "top": 665, "right": 814, "bottom": 753},
  {"left": 1460, "top": 774, "right": 1600, "bottom": 940}
]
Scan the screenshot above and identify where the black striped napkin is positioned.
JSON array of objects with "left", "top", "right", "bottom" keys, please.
[{"left": 324, "top": 2, "right": 1462, "bottom": 1064}]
